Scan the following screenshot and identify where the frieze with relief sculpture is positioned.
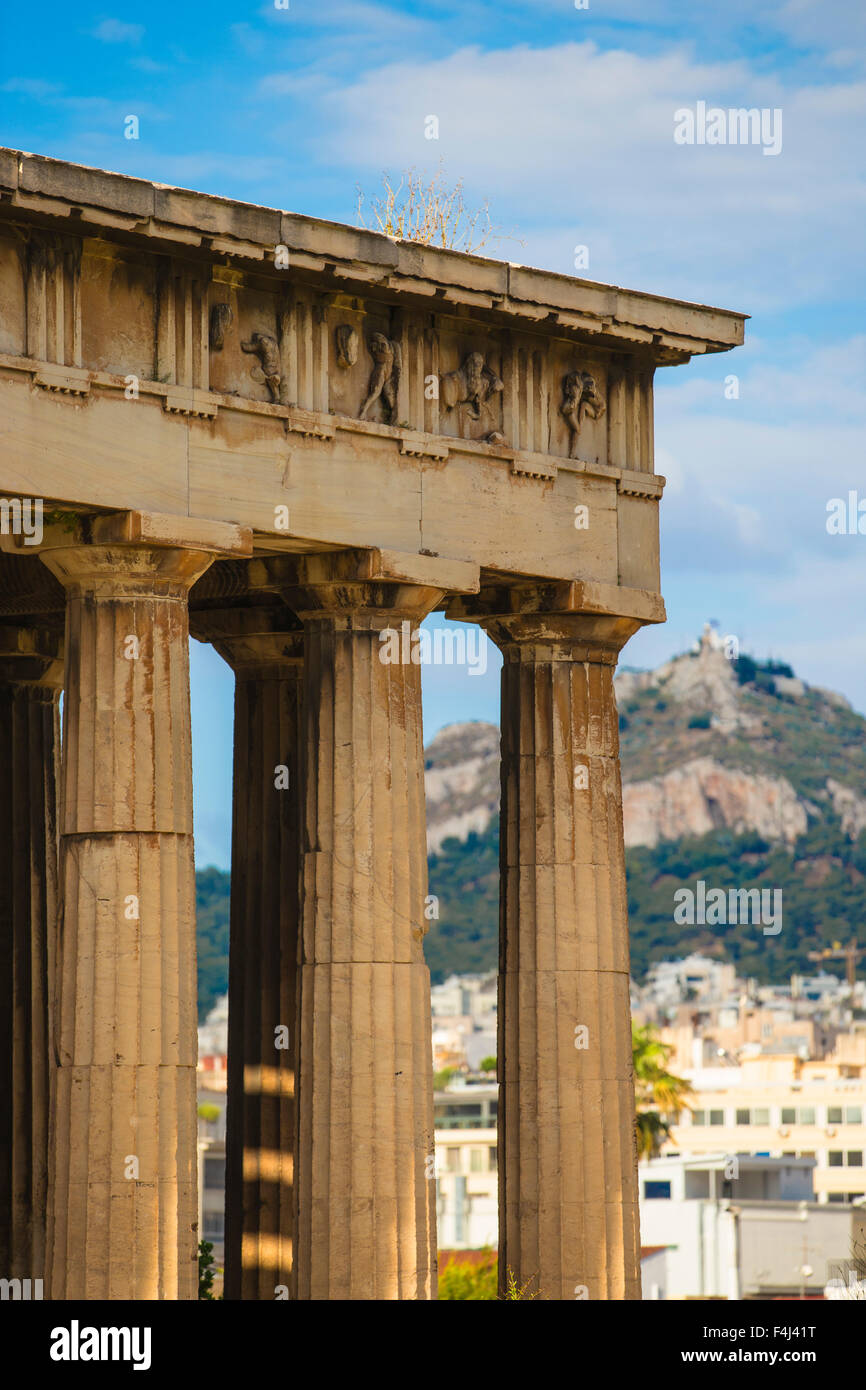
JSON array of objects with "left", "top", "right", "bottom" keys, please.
[
  {"left": 560, "top": 369, "right": 606, "bottom": 458},
  {"left": 241, "top": 332, "right": 281, "bottom": 403},
  {"left": 441, "top": 351, "right": 505, "bottom": 443},
  {"left": 359, "top": 332, "right": 401, "bottom": 422}
]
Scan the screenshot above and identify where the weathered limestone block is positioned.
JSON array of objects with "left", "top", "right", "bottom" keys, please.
[
  {"left": 482, "top": 610, "right": 644, "bottom": 1301},
  {"left": 0, "top": 627, "right": 63, "bottom": 1284},
  {"left": 40, "top": 532, "right": 234, "bottom": 1300},
  {"left": 192, "top": 604, "right": 303, "bottom": 1300},
  {"left": 281, "top": 554, "right": 445, "bottom": 1300}
]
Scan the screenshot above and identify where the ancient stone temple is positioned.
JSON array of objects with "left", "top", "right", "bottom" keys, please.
[{"left": 0, "top": 148, "right": 745, "bottom": 1300}]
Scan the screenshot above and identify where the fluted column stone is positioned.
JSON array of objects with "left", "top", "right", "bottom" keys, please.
[
  {"left": 483, "top": 609, "right": 644, "bottom": 1302},
  {"left": 282, "top": 554, "right": 446, "bottom": 1301},
  {"left": 0, "top": 626, "right": 63, "bottom": 1285},
  {"left": 194, "top": 606, "right": 303, "bottom": 1300},
  {"left": 40, "top": 517, "right": 247, "bottom": 1300}
]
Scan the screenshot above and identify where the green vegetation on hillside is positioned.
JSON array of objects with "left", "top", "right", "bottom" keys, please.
[
  {"left": 423, "top": 824, "right": 500, "bottom": 982},
  {"left": 423, "top": 813, "right": 866, "bottom": 987},
  {"left": 626, "top": 814, "right": 866, "bottom": 982},
  {"left": 196, "top": 811, "right": 866, "bottom": 1013},
  {"left": 196, "top": 867, "right": 231, "bottom": 1022}
]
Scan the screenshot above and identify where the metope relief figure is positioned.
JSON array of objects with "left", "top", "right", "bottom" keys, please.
[
  {"left": 440, "top": 351, "right": 505, "bottom": 442},
  {"left": 241, "top": 332, "right": 281, "bottom": 403},
  {"left": 335, "top": 324, "right": 360, "bottom": 369},
  {"left": 359, "top": 333, "right": 401, "bottom": 423},
  {"left": 560, "top": 369, "right": 605, "bottom": 458},
  {"left": 209, "top": 303, "right": 233, "bottom": 351}
]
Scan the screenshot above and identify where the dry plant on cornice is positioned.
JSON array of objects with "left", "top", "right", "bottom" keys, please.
[{"left": 356, "top": 163, "right": 522, "bottom": 256}]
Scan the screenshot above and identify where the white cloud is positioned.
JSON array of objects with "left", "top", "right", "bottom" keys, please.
[
  {"left": 646, "top": 333, "right": 866, "bottom": 708},
  {"left": 259, "top": 40, "right": 865, "bottom": 311},
  {"left": 92, "top": 19, "right": 145, "bottom": 44}
]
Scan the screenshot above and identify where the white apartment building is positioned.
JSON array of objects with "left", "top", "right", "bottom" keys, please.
[
  {"left": 666, "top": 1050, "right": 866, "bottom": 1204},
  {"left": 434, "top": 1082, "right": 498, "bottom": 1250},
  {"left": 640, "top": 1154, "right": 865, "bottom": 1299}
]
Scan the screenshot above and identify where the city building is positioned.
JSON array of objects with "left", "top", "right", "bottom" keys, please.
[
  {"left": 665, "top": 1044, "right": 866, "bottom": 1204},
  {"left": 434, "top": 1082, "right": 498, "bottom": 1251},
  {"left": 197, "top": 1052, "right": 228, "bottom": 1280},
  {"left": 431, "top": 972, "right": 497, "bottom": 1073},
  {"left": 639, "top": 1153, "right": 866, "bottom": 1299}
]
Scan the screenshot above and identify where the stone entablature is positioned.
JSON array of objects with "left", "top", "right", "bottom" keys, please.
[{"left": 0, "top": 148, "right": 743, "bottom": 594}]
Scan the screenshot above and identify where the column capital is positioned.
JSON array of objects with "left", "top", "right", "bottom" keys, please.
[
  {"left": 28, "top": 510, "right": 251, "bottom": 598},
  {"left": 247, "top": 547, "right": 478, "bottom": 625},
  {"left": 191, "top": 605, "right": 304, "bottom": 673},
  {"left": 447, "top": 578, "right": 664, "bottom": 661},
  {"left": 0, "top": 625, "right": 64, "bottom": 688}
]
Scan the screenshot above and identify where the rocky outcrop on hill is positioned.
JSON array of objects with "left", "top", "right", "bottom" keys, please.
[
  {"left": 424, "top": 721, "right": 500, "bottom": 853},
  {"left": 423, "top": 624, "right": 866, "bottom": 854},
  {"left": 621, "top": 757, "right": 807, "bottom": 848},
  {"left": 615, "top": 623, "right": 759, "bottom": 733}
]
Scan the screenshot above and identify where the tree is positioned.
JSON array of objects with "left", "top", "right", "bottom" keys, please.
[
  {"left": 198, "top": 1240, "right": 218, "bottom": 1300},
  {"left": 433, "top": 1066, "right": 457, "bottom": 1091},
  {"left": 632, "top": 1022, "right": 692, "bottom": 1160},
  {"left": 480, "top": 1055, "right": 497, "bottom": 1074}
]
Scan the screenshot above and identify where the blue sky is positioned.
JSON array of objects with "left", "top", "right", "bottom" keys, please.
[{"left": 3, "top": 0, "right": 864, "bottom": 867}]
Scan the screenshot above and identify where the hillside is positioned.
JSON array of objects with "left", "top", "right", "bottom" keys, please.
[
  {"left": 195, "top": 625, "right": 866, "bottom": 1016},
  {"left": 424, "top": 624, "right": 866, "bottom": 985}
]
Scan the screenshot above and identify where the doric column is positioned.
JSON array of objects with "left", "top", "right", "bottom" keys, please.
[
  {"left": 475, "top": 595, "right": 654, "bottom": 1302},
  {"left": 40, "top": 511, "right": 249, "bottom": 1300},
  {"left": 0, "top": 626, "right": 63, "bottom": 1286},
  {"left": 274, "top": 549, "right": 474, "bottom": 1300},
  {"left": 191, "top": 600, "right": 303, "bottom": 1300}
]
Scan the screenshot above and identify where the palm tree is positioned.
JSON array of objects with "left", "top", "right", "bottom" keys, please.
[{"left": 632, "top": 1022, "right": 692, "bottom": 1160}]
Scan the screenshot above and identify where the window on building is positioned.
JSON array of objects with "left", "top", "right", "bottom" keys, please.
[
  {"left": 203, "top": 1212, "right": 224, "bottom": 1239},
  {"left": 709, "top": 1110, "right": 724, "bottom": 1126},
  {"left": 643, "top": 1181, "right": 672, "bottom": 1200},
  {"left": 828, "top": 1193, "right": 846, "bottom": 1204},
  {"left": 488, "top": 1147, "right": 497, "bottom": 1170},
  {"left": 846, "top": 1107, "right": 863, "bottom": 1125},
  {"left": 204, "top": 1157, "right": 225, "bottom": 1189},
  {"left": 799, "top": 1108, "right": 816, "bottom": 1125},
  {"left": 828, "top": 1107, "right": 843, "bottom": 1124},
  {"left": 736, "top": 1109, "right": 750, "bottom": 1125},
  {"left": 829, "top": 1151, "right": 844, "bottom": 1167},
  {"left": 470, "top": 1149, "right": 485, "bottom": 1173},
  {"left": 446, "top": 1148, "right": 461, "bottom": 1172},
  {"left": 753, "top": 1108, "right": 770, "bottom": 1125},
  {"left": 685, "top": 1171, "right": 710, "bottom": 1199},
  {"left": 781, "top": 1108, "right": 796, "bottom": 1125},
  {"left": 691, "top": 1110, "right": 706, "bottom": 1126},
  {"left": 847, "top": 1152, "right": 863, "bottom": 1168}
]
